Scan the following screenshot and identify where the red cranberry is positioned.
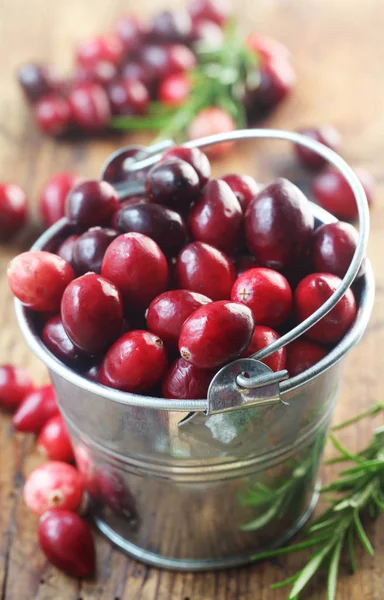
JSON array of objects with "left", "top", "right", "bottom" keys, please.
[
  {"left": 311, "top": 167, "right": 374, "bottom": 221},
  {"left": 179, "top": 300, "right": 254, "bottom": 368},
  {"left": 121, "top": 61, "right": 155, "bottom": 88},
  {"left": 40, "top": 172, "right": 83, "bottom": 227},
  {"left": 188, "top": 107, "right": 236, "bottom": 158},
  {"left": 220, "top": 174, "right": 259, "bottom": 212},
  {"left": 147, "top": 290, "right": 211, "bottom": 350},
  {"left": 0, "top": 365, "right": 34, "bottom": 412},
  {"left": 167, "top": 43, "right": 196, "bottom": 72},
  {"left": 116, "top": 14, "right": 144, "bottom": 52},
  {"left": 111, "top": 196, "right": 148, "bottom": 228},
  {"left": 245, "top": 58, "right": 295, "bottom": 119},
  {"left": 247, "top": 33, "right": 290, "bottom": 65},
  {"left": 12, "top": 384, "right": 58, "bottom": 432},
  {"left": 73, "top": 227, "right": 118, "bottom": 274},
  {"left": 72, "top": 61, "right": 118, "bottom": 88},
  {"left": 65, "top": 180, "right": 119, "bottom": 228},
  {"left": 295, "top": 126, "right": 341, "bottom": 170},
  {"left": 161, "top": 146, "right": 211, "bottom": 187},
  {"left": 37, "top": 415, "right": 74, "bottom": 462},
  {"left": 145, "top": 158, "right": 200, "bottom": 210},
  {"left": 235, "top": 255, "right": 260, "bottom": 276},
  {"left": 99, "top": 330, "right": 168, "bottom": 392},
  {"left": 176, "top": 241, "right": 236, "bottom": 300},
  {"left": 0, "top": 183, "right": 28, "bottom": 241},
  {"left": 8, "top": 251, "right": 74, "bottom": 312},
  {"left": 56, "top": 235, "right": 79, "bottom": 270},
  {"left": 189, "top": 179, "right": 243, "bottom": 254},
  {"left": 140, "top": 44, "right": 195, "bottom": 80},
  {"left": 74, "top": 445, "right": 100, "bottom": 499},
  {"left": 76, "top": 35, "right": 124, "bottom": 68},
  {"left": 34, "top": 95, "right": 71, "bottom": 136},
  {"left": 148, "top": 10, "right": 192, "bottom": 43},
  {"left": 162, "top": 358, "right": 214, "bottom": 399},
  {"left": 242, "top": 325, "right": 286, "bottom": 372},
  {"left": 286, "top": 338, "right": 327, "bottom": 377},
  {"left": 245, "top": 178, "right": 314, "bottom": 271},
  {"left": 312, "top": 222, "right": 360, "bottom": 278},
  {"left": 61, "top": 273, "right": 123, "bottom": 355},
  {"left": 24, "top": 461, "right": 84, "bottom": 516},
  {"left": 187, "top": 0, "right": 230, "bottom": 26},
  {"left": 17, "top": 63, "right": 62, "bottom": 103},
  {"left": 68, "top": 82, "right": 111, "bottom": 132},
  {"left": 191, "top": 19, "right": 224, "bottom": 48},
  {"left": 108, "top": 79, "right": 149, "bottom": 116},
  {"left": 102, "top": 145, "right": 149, "bottom": 187},
  {"left": 39, "top": 509, "right": 95, "bottom": 577},
  {"left": 158, "top": 72, "right": 191, "bottom": 106},
  {"left": 294, "top": 272, "right": 357, "bottom": 343},
  {"left": 42, "top": 315, "right": 89, "bottom": 366},
  {"left": 231, "top": 268, "right": 292, "bottom": 328}
]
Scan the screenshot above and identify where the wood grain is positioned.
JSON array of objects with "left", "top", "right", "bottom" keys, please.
[{"left": 0, "top": 0, "right": 383, "bottom": 598}]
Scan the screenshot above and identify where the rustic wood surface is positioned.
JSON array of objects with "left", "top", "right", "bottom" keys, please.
[{"left": 0, "top": 0, "right": 383, "bottom": 598}]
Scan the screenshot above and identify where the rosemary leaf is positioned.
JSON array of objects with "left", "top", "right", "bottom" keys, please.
[{"left": 353, "top": 510, "right": 374, "bottom": 555}]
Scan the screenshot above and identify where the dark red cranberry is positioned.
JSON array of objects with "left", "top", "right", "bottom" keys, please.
[
  {"left": 188, "top": 107, "right": 236, "bottom": 158},
  {"left": 145, "top": 158, "right": 200, "bottom": 210},
  {"left": 82, "top": 363, "right": 101, "bottom": 382},
  {"left": 161, "top": 146, "right": 211, "bottom": 187},
  {"left": 101, "top": 145, "right": 149, "bottom": 187},
  {"left": 140, "top": 44, "right": 195, "bottom": 80},
  {"left": 73, "top": 227, "right": 118, "bottom": 274},
  {"left": 245, "top": 178, "right": 314, "bottom": 271},
  {"left": 108, "top": 79, "right": 149, "bottom": 116},
  {"left": 116, "top": 14, "right": 143, "bottom": 52},
  {"left": 121, "top": 61, "right": 155, "bottom": 89},
  {"left": 294, "top": 272, "right": 357, "bottom": 343},
  {"left": 76, "top": 35, "right": 124, "bottom": 68},
  {"left": 17, "top": 63, "right": 62, "bottom": 103},
  {"left": 68, "top": 82, "right": 111, "bottom": 132},
  {"left": 40, "top": 172, "right": 83, "bottom": 227},
  {"left": 311, "top": 167, "right": 374, "bottom": 221},
  {"left": 245, "top": 58, "right": 295, "bottom": 119},
  {"left": 286, "top": 338, "right": 327, "bottom": 377},
  {"left": 56, "top": 235, "right": 79, "bottom": 270},
  {"left": 220, "top": 174, "right": 259, "bottom": 212},
  {"left": 312, "top": 222, "right": 361, "bottom": 278},
  {"left": 187, "top": 0, "right": 230, "bottom": 26},
  {"left": 99, "top": 330, "right": 168, "bottom": 392},
  {"left": 147, "top": 290, "right": 211, "bottom": 350},
  {"left": 247, "top": 33, "right": 290, "bottom": 65},
  {"left": 189, "top": 179, "right": 243, "bottom": 254},
  {"left": 101, "top": 232, "right": 169, "bottom": 310},
  {"left": 37, "top": 414, "right": 74, "bottom": 463},
  {"left": 176, "top": 242, "right": 236, "bottom": 300},
  {"left": 148, "top": 10, "right": 192, "bottom": 43},
  {"left": 158, "top": 72, "right": 191, "bottom": 106},
  {"left": 295, "top": 126, "right": 341, "bottom": 170},
  {"left": 191, "top": 19, "right": 224, "bottom": 48},
  {"left": 12, "top": 384, "right": 58, "bottom": 432},
  {"left": 0, "top": 183, "right": 28, "bottom": 241},
  {"left": 231, "top": 268, "right": 292, "bottom": 328},
  {"left": 162, "top": 358, "right": 214, "bottom": 399},
  {"left": 42, "top": 315, "right": 89, "bottom": 366},
  {"left": 34, "top": 95, "right": 71, "bottom": 136},
  {"left": 235, "top": 255, "right": 260, "bottom": 276},
  {"left": 179, "top": 300, "right": 254, "bottom": 369},
  {"left": 61, "top": 273, "right": 123, "bottom": 354},
  {"left": 111, "top": 196, "right": 148, "bottom": 228},
  {"left": 72, "top": 62, "right": 118, "bottom": 88},
  {"left": 0, "top": 365, "right": 34, "bottom": 412},
  {"left": 242, "top": 325, "right": 286, "bottom": 372},
  {"left": 65, "top": 180, "right": 119, "bottom": 228}
]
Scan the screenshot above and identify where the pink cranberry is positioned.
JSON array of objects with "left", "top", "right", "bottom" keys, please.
[
  {"left": 76, "top": 35, "right": 124, "bottom": 68},
  {"left": 24, "top": 461, "right": 84, "bottom": 516},
  {"left": 220, "top": 173, "right": 259, "bottom": 212},
  {"left": 242, "top": 325, "right": 287, "bottom": 372},
  {"left": 68, "top": 82, "right": 111, "bottom": 132},
  {"left": 99, "top": 330, "right": 168, "bottom": 392},
  {"left": 188, "top": 107, "right": 236, "bottom": 158},
  {"left": 34, "top": 95, "right": 71, "bottom": 136},
  {"left": 115, "top": 14, "right": 144, "bottom": 52},
  {"left": 12, "top": 384, "right": 58, "bottom": 432},
  {"left": 162, "top": 358, "right": 214, "bottom": 399},
  {"left": 56, "top": 235, "right": 79, "bottom": 270},
  {"left": 179, "top": 300, "right": 255, "bottom": 368},
  {"left": 39, "top": 509, "right": 95, "bottom": 577},
  {"left": 286, "top": 338, "right": 327, "bottom": 377},
  {"left": 235, "top": 255, "right": 260, "bottom": 276},
  {"left": 312, "top": 222, "right": 360, "bottom": 278},
  {"left": 158, "top": 72, "right": 191, "bottom": 106},
  {"left": 0, "top": 183, "right": 28, "bottom": 241},
  {"left": 145, "top": 158, "right": 200, "bottom": 211},
  {"left": 40, "top": 172, "right": 83, "bottom": 227},
  {"left": 65, "top": 180, "right": 119, "bottom": 228},
  {"left": 161, "top": 146, "right": 211, "bottom": 187},
  {"left": 0, "top": 365, "right": 34, "bottom": 412},
  {"left": 42, "top": 315, "right": 89, "bottom": 366},
  {"left": 17, "top": 63, "right": 62, "bottom": 103},
  {"left": 73, "top": 227, "right": 118, "bottom": 274},
  {"left": 108, "top": 79, "right": 149, "bottom": 116},
  {"left": 295, "top": 126, "right": 341, "bottom": 170},
  {"left": 187, "top": 0, "right": 230, "bottom": 26},
  {"left": 8, "top": 251, "right": 74, "bottom": 312},
  {"left": 148, "top": 10, "right": 192, "bottom": 43},
  {"left": 37, "top": 414, "right": 74, "bottom": 462},
  {"left": 247, "top": 33, "right": 290, "bottom": 64}
]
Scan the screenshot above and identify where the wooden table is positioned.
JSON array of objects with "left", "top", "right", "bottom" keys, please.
[{"left": 0, "top": 0, "right": 383, "bottom": 598}]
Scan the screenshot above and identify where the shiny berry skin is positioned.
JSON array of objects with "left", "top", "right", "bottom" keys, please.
[
  {"left": 147, "top": 290, "right": 211, "bottom": 350},
  {"left": 39, "top": 510, "right": 95, "bottom": 577},
  {"left": 242, "top": 325, "right": 287, "bottom": 372},
  {"left": 179, "top": 300, "right": 254, "bottom": 369},
  {"left": 82, "top": 363, "right": 101, "bottom": 383},
  {"left": 189, "top": 179, "right": 243, "bottom": 254},
  {"left": 148, "top": 10, "right": 192, "bottom": 43},
  {"left": 286, "top": 338, "right": 327, "bottom": 377},
  {"left": 231, "top": 268, "right": 292, "bottom": 328},
  {"left": 101, "top": 145, "right": 149, "bottom": 187},
  {"left": 40, "top": 172, "right": 82, "bottom": 227},
  {"left": 65, "top": 180, "right": 119, "bottom": 228},
  {"left": 76, "top": 35, "right": 124, "bottom": 68},
  {"left": 145, "top": 158, "right": 200, "bottom": 210},
  {"left": 235, "top": 255, "right": 260, "bottom": 276},
  {"left": 111, "top": 196, "right": 148, "bottom": 229},
  {"left": 61, "top": 273, "right": 123, "bottom": 355},
  {"left": 187, "top": 0, "right": 230, "bottom": 26},
  {"left": 188, "top": 107, "right": 236, "bottom": 158},
  {"left": 295, "top": 126, "right": 341, "bottom": 170},
  {"left": 312, "top": 222, "right": 360, "bottom": 278},
  {"left": 311, "top": 167, "right": 374, "bottom": 221},
  {"left": 161, "top": 146, "right": 211, "bottom": 187},
  {"left": 56, "top": 235, "right": 79, "bottom": 270},
  {"left": 0, "top": 365, "right": 34, "bottom": 412},
  {"left": 102, "top": 233, "right": 169, "bottom": 310},
  {"left": 99, "top": 330, "right": 168, "bottom": 392},
  {"left": 108, "top": 79, "right": 149, "bottom": 116},
  {"left": 12, "top": 384, "right": 59, "bottom": 432},
  {"left": 247, "top": 33, "right": 290, "bottom": 65},
  {"left": 24, "top": 461, "right": 84, "bottom": 516},
  {"left": 176, "top": 241, "right": 236, "bottom": 300},
  {"left": 158, "top": 72, "right": 191, "bottom": 106},
  {"left": 116, "top": 14, "right": 144, "bottom": 52},
  {"left": 116, "top": 203, "right": 187, "bottom": 256},
  {"left": 34, "top": 95, "right": 71, "bottom": 136},
  {"left": 220, "top": 173, "right": 259, "bottom": 212},
  {"left": 73, "top": 227, "right": 118, "bottom": 274},
  {"left": 245, "top": 178, "right": 314, "bottom": 271},
  {"left": 0, "top": 183, "right": 28, "bottom": 241},
  {"left": 294, "top": 273, "right": 357, "bottom": 343},
  {"left": 68, "top": 82, "right": 111, "bottom": 132},
  {"left": 42, "top": 315, "right": 89, "bottom": 366},
  {"left": 162, "top": 358, "right": 214, "bottom": 399},
  {"left": 8, "top": 251, "right": 74, "bottom": 312},
  {"left": 37, "top": 415, "right": 74, "bottom": 463},
  {"left": 17, "top": 63, "right": 62, "bottom": 103}
]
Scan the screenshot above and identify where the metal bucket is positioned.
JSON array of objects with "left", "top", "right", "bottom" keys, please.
[{"left": 15, "top": 130, "right": 374, "bottom": 570}]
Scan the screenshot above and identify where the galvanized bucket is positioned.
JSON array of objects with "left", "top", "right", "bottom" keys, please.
[{"left": 15, "top": 130, "right": 374, "bottom": 570}]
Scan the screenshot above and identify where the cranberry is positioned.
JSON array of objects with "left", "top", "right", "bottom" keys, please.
[
  {"left": 56, "top": 235, "right": 79, "bottom": 270},
  {"left": 116, "top": 203, "right": 187, "bottom": 256},
  {"left": 74, "top": 445, "right": 100, "bottom": 499},
  {"left": 176, "top": 241, "right": 235, "bottom": 301},
  {"left": 37, "top": 414, "right": 74, "bottom": 462},
  {"left": 34, "top": 95, "right": 71, "bottom": 136},
  {"left": 40, "top": 172, "right": 83, "bottom": 227},
  {"left": 98, "top": 471, "right": 137, "bottom": 519},
  {"left": 158, "top": 72, "right": 191, "bottom": 106},
  {"left": 162, "top": 358, "right": 214, "bottom": 399},
  {"left": 17, "top": 63, "right": 62, "bottom": 103},
  {"left": 189, "top": 179, "right": 243, "bottom": 254},
  {"left": 61, "top": 273, "right": 123, "bottom": 355},
  {"left": 12, "top": 384, "right": 59, "bottom": 432},
  {"left": 191, "top": 19, "right": 224, "bottom": 48},
  {"left": 116, "top": 14, "right": 144, "bottom": 52},
  {"left": 140, "top": 44, "right": 195, "bottom": 80},
  {"left": 286, "top": 338, "right": 327, "bottom": 377},
  {"left": 111, "top": 196, "right": 148, "bottom": 228},
  {"left": 311, "top": 167, "right": 374, "bottom": 221},
  {"left": 8, "top": 251, "right": 74, "bottom": 312},
  {"left": 65, "top": 180, "right": 119, "bottom": 228},
  {"left": 0, "top": 365, "right": 34, "bottom": 412},
  {"left": 42, "top": 315, "right": 89, "bottom": 366},
  {"left": 76, "top": 35, "right": 124, "bottom": 68},
  {"left": 0, "top": 183, "right": 28, "bottom": 241},
  {"left": 145, "top": 158, "right": 200, "bottom": 211},
  {"left": 295, "top": 126, "right": 341, "bottom": 170},
  {"left": 235, "top": 255, "right": 260, "bottom": 276},
  {"left": 231, "top": 268, "right": 292, "bottom": 328},
  {"left": 245, "top": 58, "right": 295, "bottom": 119},
  {"left": 188, "top": 107, "right": 236, "bottom": 158},
  {"left": 121, "top": 61, "right": 155, "bottom": 88},
  {"left": 167, "top": 43, "right": 196, "bottom": 72},
  {"left": 312, "top": 222, "right": 360, "bottom": 278},
  {"left": 247, "top": 33, "right": 290, "bottom": 65},
  {"left": 161, "top": 146, "right": 211, "bottom": 187},
  {"left": 72, "top": 62, "right": 118, "bottom": 88},
  {"left": 39, "top": 509, "right": 95, "bottom": 577},
  {"left": 245, "top": 178, "right": 314, "bottom": 271},
  {"left": 147, "top": 290, "right": 211, "bottom": 350},
  {"left": 101, "top": 145, "right": 149, "bottom": 187},
  {"left": 242, "top": 325, "right": 287, "bottom": 372},
  {"left": 73, "top": 227, "right": 118, "bottom": 274},
  {"left": 148, "top": 10, "right": 192, "bottom": 43},
  {"left": 99, "top": 330, "right": 168, "bottom": 392},
  {"left": 108, "top": 79, "right": 149, "bottom": 116},
  {"left": 294, "top": 273, "right": 357, "bottom": 343},
  {"left": 220, "top": 174, "right": 259, "bottom": 212},
  {"left": 68, "top": 82, "right": 111, "bottom": 132},
  {"left": 24, "top": 461, "right": 84, "bottom": 516},
  {"left": 187, "top": 0, "right": 230, "bottom": 27},
  {"left": 82, "top": 363, "right": 101, "bottom": 382}
]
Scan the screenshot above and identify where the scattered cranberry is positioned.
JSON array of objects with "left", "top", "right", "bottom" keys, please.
[
  {"left": 191, "top": 19, "right": 224, "bottom": 48},
  {"left": 162, "top": 357, "right": 214, "bottom": 399},
  {"left": 65, "top": 180, "right": 119, "bottom": 228},
  {"left": 34, "top": 95, "right": 71, "bottom": 136},
  {"left": 312, "top": 222, "right": 360, "bottom": 278},
  {"left": 187, "top": 0, "right": 230, "bottom": 27},
  {"left": 148, "top": 10, "right": 192, "bottom": 43},
  {"left": 24, "top": 461, "right": 84, "bottom": 516},
  {"left": 0, "top": 183, "right": 28, "bottom": 241},
  {"left": 17, "top": 63, "right": 62, "bottom": 103},
  {"left": 99, "top": 330, "right": 168, "bottom": 392},
  {"left": 286, "top": 338, "right": 327, "bottom": 377},
  {"left": 158, "top": 72, "right": 191, "bottom": 106},
  {"left": 73, "top": 227, "right": 118, "bottom": 274},
  {"left": 242, "top": 325, "right": 287, "bottom": 372},
  {"left": 76, "top": 35, "right": 124, "bottom": 69},
  {"left": 188, "top": 107, "right": 236, "bottom": 158},
  {"left": 140, "top": 43, "right": 195, "bottom": 80},
  {"left": 246, "top": 57, "right": 295, "bottom": 119},
  {"left": 42, "top": 315, "right": 89, "bottom": 366},
  {"left": 40, "top": 172, "right": 83, "bottom": 227},
  {"left": 0, "top": 365, "right": 34, "bottom": 412},
  {"left": 294, "top": 272, "right": 357, "bottom": 343},
  {"left": 68, "top": 82, "right": 111, "bottom": 132},
  {"left": 37, "top": 414, "right": 74, "bottom": 462},
  {"left": 13, "top": 384, "right": 59, "bottom": 432},
  {"left": 295, "top": 126, "right": 341, "bottom": 170},
  {"left": 220, "top": 173, "right": 259, "bottom": 212},
  {"left": 161, "top": 146, "right": 211, "bottom": 188},
  {"left": 115, "top": 14, "right": 144, "bottom": 52},
  {"left": 145, "top": 158, "right": 200, "bottom": 210},
  {"left": 56, "top": 234, "right": 79, "bottom": 270},
  {"left": 108, "top": 79, "right": 149, "bottom": 116},
  {"left": 247, "top": 33, "right": 290, "bottom": 65},
  {"left": 235, "top": 255, "right": 260, "bottom": 276},
  {"left": 8, "top": 251, "right": 74, "bottom": 312},
  {"left": 39, "top": 509, "right": 95, "bottom": 577},
  {"left": 179, "top": 300, "right": 254, "bottom": 368}
]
